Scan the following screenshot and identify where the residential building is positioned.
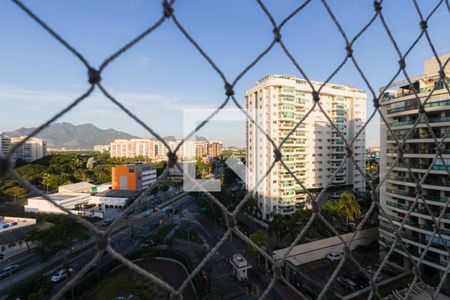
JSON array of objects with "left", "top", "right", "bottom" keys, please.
[
  {"left": 10, "top": 136, "right": 47, "bottom": 162},
  {"left": 93, "top": 144, "right": 110, "bottom": 153},
  {"left": 207, "top": 141, "right": 223, "bottom": 158},
  {"left": 246, "top": 74, "right": 367, "bottom": 218},
  {"left": 110, "top": 139, "right": 157, "bottom": 159},
  {"left": 0, "top": 133, "right": 10, "bottom": 157},
  {"left": 379, "top": 53, "right": 450, "bottom": 274},
  {"left": 110, "top": 138, "right": 223, "bottom": 161},
  {"left": 112, "top": 163, "right": 157, "bottom": 191}
]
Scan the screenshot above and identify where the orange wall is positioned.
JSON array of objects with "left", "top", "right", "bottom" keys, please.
[{"left": 112, "top": 165, "right": 137, "bottom": 190}]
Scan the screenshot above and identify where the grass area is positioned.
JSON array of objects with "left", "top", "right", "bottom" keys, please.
[
  {"left": 144, "top": 222, "right": 176, "bottom": 242},
  {"left": 82, "top": 274, "right": 167, "bottom": 300},
  {"left": 173, "top": 226, "right": 203, "bottom": 243}
]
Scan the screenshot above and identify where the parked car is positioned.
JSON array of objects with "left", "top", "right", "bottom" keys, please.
[
  {"left": 100, "top": 219, "right": 113, "bottom": 226},
  {"left": 0, "top": 265, "right": 20, "bottom": 279},
  {"left": 347, "top": 223, "right": 357, "bottom": 231},
  {"left": 50, "top": 269, "right": 67, "bottom": 283},
  {"left": 138, "top": 240, "right": 156, "bottom": 248},
  {"left": 366, "top": 269, "right": 383, "bottom": 282},
  {"left": 349, "top": 274, "right": 369, "bottom": 289},
  {"left": 336, "top": 276, "right": 358, "bottom": 292},
  {"left": 337, "top": 225, "right": 350, "bottom": 233},
  {"left": 326, "top": 252, "right": 343, "bottom": 261}
]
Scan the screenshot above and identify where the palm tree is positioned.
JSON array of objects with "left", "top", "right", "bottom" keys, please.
[{"left": 338, "top": 192, "right": 361, "bottom": 224}]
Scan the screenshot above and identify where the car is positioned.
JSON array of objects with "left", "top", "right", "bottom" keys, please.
[
  {"left": 366, "top": 270, "right": 383, "bottom": 282},
  {"left": 336, "top": 276, "right": 358, "bottom": 292},
  {"left": 349, "top": 274, "right": 369, "bottom": 289},
  {"left": 0, "top": 265, "right": 19, "bottom": 279},
  {"left": 100, "top": 219, "right": 113, "bottom": 226},
  {"left": 347, "top": 223, "right": 357, "bottom": 231},
  {"left": 326, "top": 252, "right": 343, "bottom": 261},
  {"left": 50, "top": 269, "right": 67, "bottom": 283},
  {"left": 138, "top": 240, "right": 156, "bottom": 248},
  {"left": 337, "top": 225, "right": 350, "bottom": 233}
]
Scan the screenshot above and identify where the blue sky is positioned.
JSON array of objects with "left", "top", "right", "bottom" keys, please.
[{"left": 0, "top": 0, "right": 449, "bottom": 147}]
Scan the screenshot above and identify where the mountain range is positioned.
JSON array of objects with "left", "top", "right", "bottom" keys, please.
[
  {"left": 4, "top": 123, "right": 211, "bottom": 150},
  {"left": 5, "top": 122, "right": 138, "bottom": 150}
]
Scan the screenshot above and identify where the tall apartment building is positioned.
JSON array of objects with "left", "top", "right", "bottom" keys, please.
[
  {"left": 379, "top": 53, "right": 450, "bottom": 273},
  {"left": 110, "top": 138, "right": 221, "bottom": 161},
  {"left": 93, "top": 144, "right": 110, "bottom": 153},
  {"left": 0, "top": 134, "right": 11, "bottom": 157},
  {"left": 112, "top": 163, "right": 157, "bottom": 191},
  {"left": 110, "top": 139, "right": 158, "bottom": 159},
  {"left": 207, "top": 141, "right": 223, "bottom": 158},
  {"left": 9, "top": 136, "right": 47, "bottom": 162},
  {"left": 246, "top": 75, "right": 366, "bottom": 219},
  {"left": 196, "top": 141, "right": 208, "bottom": 158}
]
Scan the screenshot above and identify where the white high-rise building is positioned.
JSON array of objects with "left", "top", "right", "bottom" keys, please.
[
  {"left": 110, "top": 139, "right": 160, "bottom": 159},
  {"left": 246, "top": 75, "right": 367, "bottom": 219},
  {"left": 379, "top": 53, "right": 450, "bottom": 273},
  {"left": 110, "top": 138, "right": 220, "bottom": 161},
  {"left": 10, "top": 136, "right": 47, "bottom": 162},
  {"left": 0, "top": 133, "right": 11, "bottom": 157}
]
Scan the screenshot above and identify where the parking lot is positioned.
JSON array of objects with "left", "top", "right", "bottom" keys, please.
[{"left": 295, "top": 245, "right": 404, "bottom": 298}]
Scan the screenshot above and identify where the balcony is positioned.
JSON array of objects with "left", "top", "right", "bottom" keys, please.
[
  {"left": 387, "top": 161, "right": 450, "bottom": 171},
  {"left": 386, "top": 147, "right": 450, "bottom": 155},
  {"left": 386, "top": 99, "right": 450, "bottom": 114},
  {"left": 387, "top": 131, "right": 450, "bottom": 140},
  {"left": 385, "top": 188, "right": 449, "bottom": 203},
  {"left": 386, "top": 200, "right": 410, "bottom": 210},
  {"left": 388, "top": 116, "right": 450, "bottom": 128},
  {"left": 387, "top": 175, "right": 450, "bottom": 187}
]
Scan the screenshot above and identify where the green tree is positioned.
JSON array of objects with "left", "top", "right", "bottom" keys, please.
[
  {"left": 339, "top": 192, "right": 361, "bottom": 224},
  {"left": 246, "top": 230, "right": 268, "bottom": 264},
  {"left": 4, "top": 185, "right": 27, "bottom": 200},
  {"left": 27, "top": 216, "right": 89, "bottom": 266},
  {"left": 42, "top": 173, "right": 71, "bottom": 190}
]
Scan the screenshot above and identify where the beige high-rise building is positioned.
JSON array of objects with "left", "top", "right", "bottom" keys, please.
[
  {"left": 207, "top": 141, "right": 223, "bottom": 158},
  {"left": 379, "top": 53, "right": 450, "bottom": 273},
  {"left": 110, "top": 139, "right": 207, "bottom": 161},
  {"left": 196, "top": 141, "right": 208, "bottom": 158},
  {"left": 110, "top": 139, "right": 158, "bottom": 159},
  {"left": 10, "top": 136, "right": 47, "bottom": 162},
  {"left": 246, "top": 75, "right": 367, "bottom": 219}
]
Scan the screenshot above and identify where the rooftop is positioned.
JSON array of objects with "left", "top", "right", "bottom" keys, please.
[
  {"left": 94, "top": 189, "right": 141, "bottom": 198},
  {"left": 58, "top": 182, "right": 95, "bottom": 192}
]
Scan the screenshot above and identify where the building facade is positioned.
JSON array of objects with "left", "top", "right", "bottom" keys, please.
[
  {"left": 112, "top": 163, "right": 157, "bottom": 191},
  {"left": 110, "top": 138, "right": 222, "bottom": 161},
  {"left": 246, "top": 75, "right": 366, "bottom": 218},
  {"left": 0, "top": 134, "right": 10, "bottom": 157},
  {"left": 379, "top": 53, "right": 450, "bottom": 273},
  {"left": 9, "top": 136, "right": 47, "bottom": 162},
  {"left": 93, "top": 144, "right": 110, "bottom": 153},
  {"left": 207, "top": 141, "right": 223, "bottom": 158}
]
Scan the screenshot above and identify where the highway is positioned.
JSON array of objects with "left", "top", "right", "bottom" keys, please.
[{"left": 0, "top": 191, "right": 194, "bottom": 298}]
